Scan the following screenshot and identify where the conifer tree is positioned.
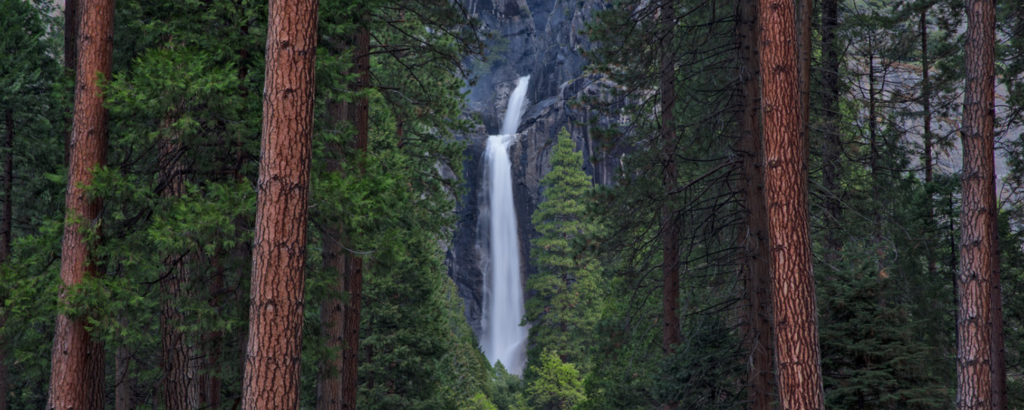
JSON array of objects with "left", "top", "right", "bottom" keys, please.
[
  {"left": 526, "top": 350, "right": 586, "bottom": 410},
  {"left": 758, "top": 0, "right": 826, "bottom": 405},
  {"left": 49, "top": 0, "right": 114, "bottom": 407},
  {"left": 242, "top": 0, "right": 318, "bottom": 408},
  {"left": 525, "top": 129, "right": 602, "bottom": 372},
  {"left": 956, "top": 0, "right": 997, "bottom": 406}
]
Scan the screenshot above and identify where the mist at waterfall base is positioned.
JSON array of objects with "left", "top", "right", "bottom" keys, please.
[{"left": 480, "top": 76, "right": 531, "bottom": 375}]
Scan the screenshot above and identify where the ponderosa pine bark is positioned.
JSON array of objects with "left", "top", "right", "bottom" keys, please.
[
  {"left": 159, "top": 128, "right": 199, "bottom": 410},
  {"left": 341, "top": 26, "right": 370, "bottom": 410},
  {"left": 735, "top": 0, "right": 773, "bottom": 407},
  {"left": 956, "top": 0, "right": 995, "bottom": 407},
  {"left": 199, "top": 261, "right": 223, "bottom": 409},
  {"left": 316, "top": 39, "right": 353, "bottom": 409},
  {"left": 241, "top": 0, "right": 318, "bottom": 408},
  {"left": 48, "top": 0, "right": 114, "bottom": 408},
  {"left": 659, "top": 0, "right": 681, "bottom": 389},
  {"left": 989, "top": 174, "right": 1007, "bottom": 410},
  {"left": 758, "top": 0, "right": 825, "bottom": 406}
]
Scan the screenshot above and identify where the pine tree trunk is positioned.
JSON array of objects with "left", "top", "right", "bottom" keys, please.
[
  {"left": 956, "top": 0, "right": 996, "bottom": 407},
  {"left": 115, "top": 339, "right": 132, "bottom": 410},
  {"left": 200, "top": 260, "right": 223, "bottom": 408},
  {"left": 821, "top": 0, "right": 842, "bottom": 256},
  {"left": 241, "top": 0, "right": 318, "bottom": 408},
  {"left": 159, "top": 129, "right": 199, "bottom": 410},
  {"left": 868, "top": 52, "right": 878, "bottom": 175},
  {"left": 0, "top": 108, "right": 12, "bottom": 410},
  {"left": 49, "top": 0, "right": 114, "bottom": 408},
  {"left": 341, "top": 26, "right": 371, "bottom": 410},
  {"left": 920, "top": 7, "right": 937, "bottom": 277},
  {"left": 316, "top": 92, "right": 351, "bottom": 410},
  {"left": 63, "top": 0, "right": 78, "bottom": 167},
  {"left": 758, "top": 0, "right": 826, "bottom": 406},
  {"left": 989, "top": 174, "right": 1006, "bottom": 410},
  {"left": 735, "top": 1, "right": 774, "bottom": 406},
  {"left": 87, "top": 340, "right": 105, "bottom": 410},
  {"left": 659, "top": 5, "right": 681, "bottom": 409}
]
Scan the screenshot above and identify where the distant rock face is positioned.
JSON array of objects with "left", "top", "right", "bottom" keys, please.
[{"left": 448, "top": 0, "right": 617, "bottom": 335}]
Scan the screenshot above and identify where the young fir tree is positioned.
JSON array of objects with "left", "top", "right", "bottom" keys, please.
[
  {"left": 526, "top": 349, "right": 586, "bottom": 410},
  {"left": 818, "top": 244, "right": 948, "bottom": 409},
  {"left": 525, "top": 129, "right": 602, "bottom": 374}
]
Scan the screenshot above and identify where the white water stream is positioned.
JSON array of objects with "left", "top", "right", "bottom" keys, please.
[{"left": 480, "top": 76, "right": 530, "bottom": 375}]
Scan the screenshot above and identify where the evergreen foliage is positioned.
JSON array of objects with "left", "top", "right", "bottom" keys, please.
[
  {"left": 525, "top": 129, "right": 603, "bottom": 374},
  {"left": 525, "top": 349, "right": 586, "bottom": 410},
  {"left": 0, "top": 0, "right": 1021, "bottom": 408}
]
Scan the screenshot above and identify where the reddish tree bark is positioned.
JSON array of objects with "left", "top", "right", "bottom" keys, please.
[
  {"left": 956, "top": 0, "right": 996, "bottom": 407},
  {"left": 736, "top": 0, "right": 774, "bottom": 408},
  {"left": 989, "top": 175, "right": 1007, "bottom": 410},
  {"left": 240, "top": 0, "right": 318, "bottom": 408},
  {"left": 48, "top": 0, "right": 114, "bottom": 408},
  {"left": 758, "top": 0, "right": 826, "bottom": 406},
  {"left": 159, "top": 129, "right": 199, "bottom": 410},
  {"left": 316, "top": 77, "right": 351, "bottom": 410},
  {"left": 341, "top": 26, "right": 370, "bottom": 410},
  {"left": 200, "top": 260, "right": 223, "bottom": 409}
]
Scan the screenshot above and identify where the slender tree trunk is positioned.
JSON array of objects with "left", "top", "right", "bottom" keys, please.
[
  {"left": 240, "top": 0, "right": 318, "bottom": 408},
  {"left": 0, "top": 109, "right": 13, "bottom": 410},
  {"left": 316, "top": 74, "right": 351, "bottom": 410},
  {"left": 956, "top": 0, "right": 996, "bottom": 406},
  {"left": 200, "top": 260, "right": 223, "bottom": 408},
  {"left": 989, "top": 174, "right": 1006, "bottom": 410},
  {"left": 341, "top": 26, "right": 371, "bottom": 410},
  {"left": 659, "top": 6, "right": 681, "bottom": 410},
  {"left": 821, "top": 0, "right": 842, "bottom": 256},
  {"left": 758, "top": 0, "right": 826, "bottom": 406},
  {"left": 868, "top": 51, "right": 878, "bottom": 175},
  {"left": 736, "top": 1, "right": 774, "bottom": 407},
  {"left": 63, "top": 0, "right": 78, "bottom": 167},
  {"left": 317, "top": 215, "right": 346, "bottom": 410},
  {"left": 920, "top": 7, "right": 938, "bottom": 278},
  {"left": 48, "top": 0, "right": 114, "bottom": 408},
  {"left": 115, "top": 338, "right": 132, "bottom": 410},
  {"left": 159, "top": 127, "right": 199, "bottom": 410},
  {"left": 920, "top": 9, "right": 932, "bottom": 185}
]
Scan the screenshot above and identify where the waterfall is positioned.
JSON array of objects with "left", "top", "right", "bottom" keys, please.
[
  {"left": 480, "top": 76, "right": 530, "bottom": 375},
  {"left": 501, "top": 75, "right": 531, "bottom": 135}
]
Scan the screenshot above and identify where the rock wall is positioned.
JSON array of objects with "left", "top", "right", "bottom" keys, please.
[{"left": 447, "top": 0, "right": 618, "bottom": 335}]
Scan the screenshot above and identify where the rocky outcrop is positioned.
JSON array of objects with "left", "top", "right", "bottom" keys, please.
[{"left": 449, "top": 0, "right": 615, "bottom": 335}]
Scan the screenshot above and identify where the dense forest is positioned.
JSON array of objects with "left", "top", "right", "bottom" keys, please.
[{"left": 0, "top": 0, "right": 1022, "bottom": 408}]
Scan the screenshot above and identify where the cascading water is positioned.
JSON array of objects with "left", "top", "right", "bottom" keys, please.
[{"left": 480, "top": 75, "right": 531, "bottom": 375}]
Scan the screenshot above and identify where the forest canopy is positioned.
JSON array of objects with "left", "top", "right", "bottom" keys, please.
[{"left": 0, "top": 0, "right": 1022, "bottom": 409}]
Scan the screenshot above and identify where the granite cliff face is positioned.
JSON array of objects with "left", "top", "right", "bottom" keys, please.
[{"left": 447, "top": 0, "right": 619, "bottom": 335}]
